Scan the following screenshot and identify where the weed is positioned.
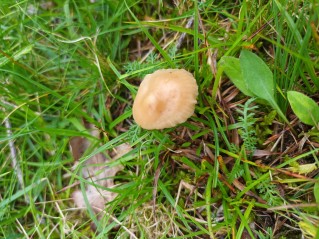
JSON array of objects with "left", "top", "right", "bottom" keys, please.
[{"left": 236, "top": 98, "right": 259, "bottom": 154}]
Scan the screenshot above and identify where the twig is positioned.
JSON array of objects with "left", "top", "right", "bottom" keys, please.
[
  {"left": 268, "top": 203, "right": 319, "bottom": 211},
  {"left": 4, "top": 117, "right": 27, "bottom": 202},
  {"left": 16, "top": 218, "right": 30, "bottom": 239},
  {"left": 176, "top": 17, "right": 194, "bottom": 50}
]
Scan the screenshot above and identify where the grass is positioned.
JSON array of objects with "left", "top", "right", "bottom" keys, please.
[{"left": 1, "top": 0, "right": 319, "bottom": 238}]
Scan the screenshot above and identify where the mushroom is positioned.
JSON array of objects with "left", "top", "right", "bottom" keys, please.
[{"left": 132, "top": 69, "right": 198, "bottom": 130}]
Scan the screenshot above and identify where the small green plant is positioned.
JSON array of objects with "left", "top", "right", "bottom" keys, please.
[
  {"left": 124, "top": 52, "right": 161, "bottom": 78},
  {"left": 256, "top": 227, "right": 274, "bottom": 239},
  {"left": 227, "top": 157, "right": 244, "bottom": 183},
  {"left": 236, "top": 98, "right": 258, "bottom": 153},
  {"left": 256, "top": 176, "right": 282, "bottom": 206},
  {"left": 220, "top": 50, "right": 289, "bottom": 124},
  {"left": 124, "top": 45, "right": 179, "bottom": 78},
  {"left": 255, "top": 110, "right": 277, "bottom": 145},
  {"left": 287, "top": 91, "right": 319, "bottom": 126}
]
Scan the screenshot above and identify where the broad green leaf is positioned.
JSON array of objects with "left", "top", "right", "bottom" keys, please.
[
  {"left": 287, "top": 91, "right": 319, "bottom": 126},
  {"left": 239, "top": 50, "right": 274, "bottom": 102},
  {"left": 239, "top": 50, "right": 288, "bottom": 124},
  {"left": 219, "top": 56, "right": 254, "bottom": 97}
]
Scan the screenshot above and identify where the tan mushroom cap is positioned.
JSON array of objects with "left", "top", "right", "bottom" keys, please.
[{"left": 132, "top": 69, "right": 198, "bottom": 130}]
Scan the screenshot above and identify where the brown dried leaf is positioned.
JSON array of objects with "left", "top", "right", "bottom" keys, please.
[
  {"left": 72, "top": 187, "right": 118, "bottom": 213},
  {"left": 70, "top": 125, "right": 131, "bottom": 213},
  {"left": 69, "top": 137, "right": 89, "bottom": 161},
  {"left": 253, "top": 149, "right": 277, "bottom": 157}
]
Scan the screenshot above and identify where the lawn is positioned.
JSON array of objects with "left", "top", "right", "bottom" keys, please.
[{"left": 1, "top": 0, "right": 319, "bottom": 238}]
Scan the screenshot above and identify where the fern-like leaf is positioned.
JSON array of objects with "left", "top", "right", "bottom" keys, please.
[{"left": 236, "top": 98, "right": 258, "bottom": 153}]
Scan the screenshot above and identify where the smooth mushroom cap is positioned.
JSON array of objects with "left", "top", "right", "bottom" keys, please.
[{"left": 132, "top": 69, "right": 198, "bottom": 130}]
